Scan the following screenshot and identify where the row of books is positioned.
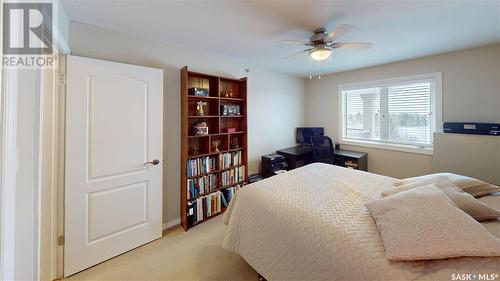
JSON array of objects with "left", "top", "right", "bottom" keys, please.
[
  {"left": 187, "top": 185, "right": 244, "bottom": 226},
  {"left": 187, "top": 174, "right": 217, "bottom": 199},
  {"left": 188, "top": 191, "right": 223, "bottom": 225},
  {"left": 221, "top": 166, "right": 245, "bottom": 186},
  {"left": 220, "top": 151, "right": 242, "bottom": 169},
  {"left": 222, "top": 184, "right": 242, "bottom": 204},
  {"left": 187, "top": 156, "right": 216, "bottom": 177}
]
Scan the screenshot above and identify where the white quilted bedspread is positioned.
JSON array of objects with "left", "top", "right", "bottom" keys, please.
[{"left": 222, "top": 163, "right": 500, "bottom": 281}]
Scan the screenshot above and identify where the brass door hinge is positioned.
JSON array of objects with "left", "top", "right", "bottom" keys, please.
[
  {"left": 59, "top": 73, "right": 67, "bottom": 85},
  {"left": 58, "top": 235, "right": 64, "bottom": 246}
]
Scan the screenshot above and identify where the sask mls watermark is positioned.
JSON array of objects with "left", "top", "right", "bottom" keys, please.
[
  {"left": 2, "top": 1, "right": 58, "bottom": 69},
  {"left": 451, "top": 273, "right": 499, "bottom": 281}
]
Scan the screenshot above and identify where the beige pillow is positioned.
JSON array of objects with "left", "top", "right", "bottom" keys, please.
[
  {"left": 366, "top": 186, "right": 500, "bottom": 261},
  {"left": 383, "top": 181, "right": 500, "bottom": 221},
  {"left": 382, "top": 176, "right": 449, "bottom": 197},
  {"left": 434, "top": 182, "right": 500, "bottom": 221},
  {"left": 479, "top": 194, "right": 500, "bottom": 210},
  {"left": 394, "top": 173, "right": 500, "bottom": 197}
]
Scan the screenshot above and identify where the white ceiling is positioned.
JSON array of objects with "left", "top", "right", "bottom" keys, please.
[{"left": 62, "top": 0, "right": 500, "bottom": 77}]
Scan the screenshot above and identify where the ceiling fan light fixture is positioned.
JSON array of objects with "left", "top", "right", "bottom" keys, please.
[{"left": 310, "top": 48, "right": 332, "bottom": 61}]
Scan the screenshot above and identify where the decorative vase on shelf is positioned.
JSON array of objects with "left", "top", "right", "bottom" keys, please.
[
  {"left": 196, "top": 101, "right": 207, "bottom": 116},
  {"left": 191, "top": 143, "right": 199, "bottom": 156},
  {"left": 212, "top": 140, "right": 221, "bottom": 153},
  {"left": 231, "top": 136, "right": 239, "bottom": 149}
]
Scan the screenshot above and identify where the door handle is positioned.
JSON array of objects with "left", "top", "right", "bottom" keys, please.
[{"left": 144, "top": 159, "right": 160, "bottom": 166}]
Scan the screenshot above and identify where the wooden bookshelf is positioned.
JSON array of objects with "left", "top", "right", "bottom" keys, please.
[{"left": 180, "top": 66, "right": 248, "bottom": 230}]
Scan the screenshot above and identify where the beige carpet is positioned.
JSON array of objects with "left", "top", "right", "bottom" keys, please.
[{"left": 65, "top": 216, "right": 257, "bottom": 281}]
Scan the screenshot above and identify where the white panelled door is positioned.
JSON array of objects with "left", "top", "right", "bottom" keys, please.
[{"left": 64, "top": 55, "right": 163, "bottom": 276}]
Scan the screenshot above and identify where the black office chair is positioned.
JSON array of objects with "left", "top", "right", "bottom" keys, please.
[{"left": 310, "top": 135, "right": 335, "bottom": 164}]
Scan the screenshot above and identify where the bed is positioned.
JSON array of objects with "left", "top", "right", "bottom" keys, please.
[{"left": 222, "top": 163, "right": 500, "bottom": 281}]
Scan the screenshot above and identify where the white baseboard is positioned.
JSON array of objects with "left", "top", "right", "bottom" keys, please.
[{"left": 162, "top": 218, "right": 181, "bottom": 230}]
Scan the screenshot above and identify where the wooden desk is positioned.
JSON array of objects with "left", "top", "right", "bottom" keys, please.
[
  {"left": 277, "top": 146, "right": 368, "bottom": 171},
  {"left": 276, "top": 146, "right": 314, "bottom": 169},
  {"left": 333, "top": 150, "right": 368, "bottom": 171}
]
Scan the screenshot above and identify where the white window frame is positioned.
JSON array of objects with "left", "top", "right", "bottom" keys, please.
[{"left": 339, "top": 72, "right": 442, "bottom": 155}]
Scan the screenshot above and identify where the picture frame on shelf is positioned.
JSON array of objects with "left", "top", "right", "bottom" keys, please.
[
  {"left": 193, "top": 121, "right": 209, "bottom": 135},
  {"left": 188, "top": 87, "right": 209, "bottom": 97},
  {"left": 220, "top": 104, "right": 241, "bottom": 116}
]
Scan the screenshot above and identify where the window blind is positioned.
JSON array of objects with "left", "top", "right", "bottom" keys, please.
[
  {"left": 343, "top": 78, "right": 435, "bottom": 148},
  {"left": 344, "top": 87, "right": 381, "bottom": 141},
  {"left": 387, "top": 83, "right": 432, "bottom": 145}
]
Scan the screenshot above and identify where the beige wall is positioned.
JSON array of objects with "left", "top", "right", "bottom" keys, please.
[
  {"left": 68, "top": 21, "right": 306, "bottom": 223},
  {"left": 305, "top": 44, "right": 500, "bottom": 179},
  {"left": 433, "top": 133, "right": 500, "bottom": 185}
]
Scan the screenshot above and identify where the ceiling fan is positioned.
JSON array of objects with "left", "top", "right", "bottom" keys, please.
[{"left": 281, "top": 24, "right": 372, "bottom": 61}]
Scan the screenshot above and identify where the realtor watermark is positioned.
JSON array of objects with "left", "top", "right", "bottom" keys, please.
[
  {"left": 2, "top": 1, "right": 58, "bottom": 69},
  {"left": 451, "top": 273, "right": 499, "bottom": 281}
]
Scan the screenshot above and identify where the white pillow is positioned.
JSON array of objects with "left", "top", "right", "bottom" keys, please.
[
  {"left": 382, "top": 176, "right": 449, "bottom": 197},
  {"left": 366, "top": 185, "right": 500, "bottom": 261},
  {"left": 394, "top": 173, "right": 500, "bottom": 197},
  {"left": 384, "top": 181, "right": 500, "bottom": 221}
]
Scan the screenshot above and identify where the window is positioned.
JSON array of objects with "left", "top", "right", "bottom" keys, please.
[{"left": 340, "top": 73, "right": 442, "bottom": 154}]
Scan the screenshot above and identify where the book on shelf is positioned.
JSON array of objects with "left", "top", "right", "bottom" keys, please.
[
  {"left": 232, "top": 151, "right": 242, "bottom": 165},
  {"left": 220, "top": 192, "right": 228, "bottom": 207},
  {"left": 187, "top": 191, "right": 223, "bottom": 226},
  {"left": 187, "top": 156, "right": 216, "bottom": 177},
  {"left": 220, "top": 184, "right": 242, "bottom": 207},
  {"left": 220, "top": 151, "right": 242, "bottom": 169},
  {"left": 187, "top": 174, "right": 217, "bottom": 199},
  {"left": 221, "top": 165, "right": 245, "bottom": 186}
]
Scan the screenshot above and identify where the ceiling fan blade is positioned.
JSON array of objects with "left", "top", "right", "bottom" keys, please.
[
  {"left": 280, "top": 40, "right": 310, "bottom": 45},
  {"left": 326, "top": 24, "right": 353, "bottom": 41},
  {"left": 283, "top": 49, "right": 311, "bottom": 60},
  {"left": 331, "top": 42, "right": 373, "bottom": 49}
]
